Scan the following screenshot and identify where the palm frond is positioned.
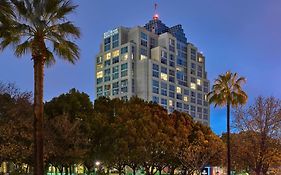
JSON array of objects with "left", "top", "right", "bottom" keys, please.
[
  {"left": 0, "top": 0, "right": 80, "bottom": 65},
  {"left": 53, "top": 40, "right": 79, "bottom": 64},
  {"left": 15, "top": 39, "right": 31, "bottom": 57},
  {"left": 209, "top": 71, "right": 248, "bottom": 108},
  {"left": 49, "top": 0, "right": 77, "bottom": 21},
  {"left": 45, "top": 48, "right": 55, "bottom": 67},
  {"left": 10, "top": 0, "right": 29, "bottom": 20}
]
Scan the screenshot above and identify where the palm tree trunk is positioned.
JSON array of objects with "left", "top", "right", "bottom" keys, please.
[
  {"left": 33, "top": 57, "right": 44, "bottom": 175},
  {"left": 227, "top": 102, "right": 231, "bottom": 175}
]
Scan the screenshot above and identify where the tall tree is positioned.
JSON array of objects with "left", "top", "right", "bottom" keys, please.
[
  {"left": 207, "top": 71, "right": 247, "bottom": 175},
  {"left": 0, "top": 1, "right": 80, "bottom": 174},
  {"left": 232, "top": 96, "right": 281, "bottom": 175}
]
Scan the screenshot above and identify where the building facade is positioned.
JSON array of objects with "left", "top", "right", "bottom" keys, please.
[{"left": 95, "top": 17, "right": 210, "bottom": 125}]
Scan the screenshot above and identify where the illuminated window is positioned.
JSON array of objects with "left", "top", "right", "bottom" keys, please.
[
  {"left": 112, "top": 50, "right": 120, "bottom": 57},
  {"left": 96, "top": 64, "right": 103, "bottom": 70},
  {"left": 197, "top": 79, "right": 201, "bottom": 85},
  {"left": 204, "top": 94, "right": 208, "bottom": 101},
  {"left": 160, "top": 73, "right": 168, "bottom": 81},
  {"left": 96, "top": 71, "right": 103, "bottom": 78},
  {"left": 184, "top": 96, "right": 188, "bottom": 102},
  {"left": 169, "top": 100, "right": 174, "bottom": 106},
  {"left": 121, "top": 53, "right": 128, "bottom": 61},
  {"left": 105, "top": 53, "right": 111, "bottom": 60},
  {"left": 191, "top": 83, "right": 196, "bottom": 89},
  {"left": 140, "top": 55, "right": 147, "bottom": 60},
  {"left": 176, "top": 87, "right": 182, "bottom": 94},
  {"left": 198, "top": 57, "right": 204, "bottom": 63}
]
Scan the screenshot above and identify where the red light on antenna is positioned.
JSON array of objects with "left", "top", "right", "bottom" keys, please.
[{"left": 153, "top": 14, "right": 159, "bottom": 20}]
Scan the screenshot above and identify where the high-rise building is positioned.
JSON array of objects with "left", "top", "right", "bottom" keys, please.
[{"left": 95, "top": 15, "right": 210, "bottom": 125}]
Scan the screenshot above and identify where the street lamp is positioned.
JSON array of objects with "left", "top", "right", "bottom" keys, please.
[{"left": 95, "top": 161, "right": 101, "bottom": 166}]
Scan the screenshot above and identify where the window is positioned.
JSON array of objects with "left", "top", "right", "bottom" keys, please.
[
  {"left": 191, "top": 83, "right": 196, "bottom": 90},
  {"left": 169, "top": 91, "right": 175, "bottom": 98},
  {"left": 204, "top": 108, "right": 208, "bottom": 114},
  {"left": 141, "top": 32, "right": 148, "bottom": 40},
  {"left": 161, "top": 73, "right": 168, "bottom": 81},
  {"left": 191, "top": 48, "right": 196, "bottom": 61},
  {"left": 152, "top": 80, "right": 159, "bottom": 94},
  {"left": 169, "top": 84, "right": 175, "bottom": 91},
  {"left": 97, "top": 86, "right": 103, "bottom": 97},
  {"left": 152, "top": 64, "right": 159, "bottom": 78},
  {"left": 169, "top": 69, "right": 175, "bottom": 76},
  {"left": 169, "top": 76, "right": 175, "bottom": 83},
  {"left": 112, "top": 56, "right": 119, "bottom": 64},
  {"left": 191, "top": 63, "right": 196, "bottom": 69},
  {"left": 112, "top": 34, "right": 119, "bottom": 48},
  {"left": 161, "top": 50, "right": 167, "bottom": 65},
  {"left": 140, "top": 48, "right": 147, "bottom": 60},
  {"left": 161, "top": 98, "right": 167, "bottom": 108},
  {"left": 191, "top": 77, "right": 196, "bottom": 83},
  {"left": 204, "top": 81, "right": 209, "bottom": 93},
  {"left": 161, "top": 50, "right": 167, "bottom": 58},
  {"left": 176, "top": 102, "right": 182, "bottom": 109},
  {"left": 169, "top": 100, "right": 174, "bottom": 107},
  {"left": 121, "top": 63, "right": 128, "bottom": 77},
  {"left": 169, "top": 38, "right": 175, "bottom": 46},
  {"left": 104, "top": 69, "right": 110, "bottom": 82},
  {"left": 184, "top": 96, "right": 188, "bottom": 102},
  {"left": 97, "top": 56, "right": 103, "bottom": 64},
  {"left": 96, "top": 71, "right": 103, "bottom": 78},
  {"left": 112, "top": 66, "right": 119, "bottom": 80},
  {"left": 197, "top": 79, "right": 201, "bottom": 85},
  {"left": 121, "top": 53, "right": 128, "bottom": 61},
  {"left": 198, "top": 56, "right": 204, "bottom": 63},
  {"left": 97, "top": 78, "right": 103, "bottom": 84},
  {"left": 150, "top": 38, "right": 156, "bottom": 48},
  {"left": 104, "top": 60, "right": 110, "bottom": 67},
  {"left": 176, "top": 94, "right": 182, "bottom": 100},
  {"left": 184, "top": 89, "right": 189, "bottom": 95},
  {"left": 141, "top": 32, "right": 148, "bottom": 47},
  {"left": 104, "top": 84, "right": 111, "bottom": 96},
  {"left": 104, "top": 37, "right": 111, "bottom": 51},
  {"left": 121, "top": 46, "right": 128, "bottom": 54},
  {"left": 121, "top": 96, "right": 128, "bottom": 101},
  {"left": 105, "top": 53, "right": 111, "bottom": 60},
  {"left": 176, "top": 87, "right": 182, "bottom": 94},
  {"left": 161, "top": 82, "right": 167, "bottom": 96},
  {"left": 112, "top": 50, "right": 120, "bottom": 57},
  {"left": 121, "top": 79, "right": 128, "bottom": 93},
  {"left": 169, "top": 61, "right": 175, "bottom": 67},
  {"left": 152, "top": 96, "right": 159, "bottom": 103},
  {"left": 112, "top": 82, "right": 119, "bottom": 95},
  {"left": 160, "top": 67, "right": 168, "bottom": 81}
]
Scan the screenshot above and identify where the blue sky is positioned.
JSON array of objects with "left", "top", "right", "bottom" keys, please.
[{"left": 0, "top": 0, "right": 281, "bottom": 134}]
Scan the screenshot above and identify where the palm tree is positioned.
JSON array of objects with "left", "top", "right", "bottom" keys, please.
[
  {"left": 207, "top": 71, "right": 247, "bottom": 175},
  {"left": 0, "top": 1, "right": 80, "bottom": 174}
]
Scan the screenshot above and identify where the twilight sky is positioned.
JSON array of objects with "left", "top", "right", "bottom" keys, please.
[{"left": 0, "top": 0, "right": 281, "bottom": 134}]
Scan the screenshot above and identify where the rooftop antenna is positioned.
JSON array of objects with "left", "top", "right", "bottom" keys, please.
[{"left": 153, "top": 3, "right": 159, "bottom": 20}]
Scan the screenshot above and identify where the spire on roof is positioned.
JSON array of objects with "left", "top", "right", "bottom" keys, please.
[{"left": 153, "top": 3, "right": 159, "bottom": 20}]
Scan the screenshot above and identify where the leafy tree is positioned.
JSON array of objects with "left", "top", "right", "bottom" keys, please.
[
  {"left": 208, "top": 71, "right": 247, "bottom": 175},
  {"left": 179, "top": 122, "right": 224, "bottom": 175},
  {"left": 0, "top": 82, "right": 33, "bottom": 173},
  {"left": 167, "top": 111, "right": 193, "bottom": 175},
  {"left": 0, "top": 1, "right": 80, "bottom": 174},
  {"left": 44, "top": 89, "right": 93, "bottom": 174},
  {"left": 232, "top": 96, "right": 281, "bottom": 175}
]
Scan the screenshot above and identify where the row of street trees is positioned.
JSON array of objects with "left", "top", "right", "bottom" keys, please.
[{"left": 0, "top": 83, "right": 224, "bottom": 175}]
